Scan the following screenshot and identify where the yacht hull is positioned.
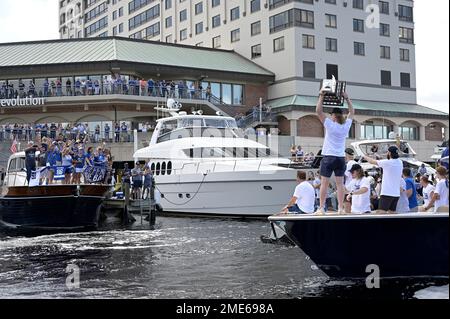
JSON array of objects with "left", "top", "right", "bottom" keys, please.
[
  {"left": 155, "top": 170, "right": 297, "bottom": 216},
  {"left": 269, "top": 213, "right": 449, "bottom": 278}
]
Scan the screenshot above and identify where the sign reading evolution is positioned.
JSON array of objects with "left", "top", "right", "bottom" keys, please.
[{"left": 0, "top": 97, "right": 46, "bottom": 107}]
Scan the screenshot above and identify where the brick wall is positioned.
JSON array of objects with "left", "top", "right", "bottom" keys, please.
[
  {"left": 277, "top": 116, "right": 290, "bottom": 136},
  {"left": 298, "top": 115, "right": 324, "bottom": 137},
  {"left": 425, "top": 124, "right": 445, "bottom": 141},
  {"left": 245, "top": 84, "right": 268, "bottom": 109}
]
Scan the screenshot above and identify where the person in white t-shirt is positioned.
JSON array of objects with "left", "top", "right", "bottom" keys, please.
[
  {"left": 363, "top": 146, "right": 403, "bottom": 213},
  {"left": 345, "top": 164, "right": 371, "bottom": 214},
  {"left": 281, "top": 171, "right": 315, "bottom": 214},
  {"left": 419, "top": 175, "right": 435, "bottom": 212},
  {"left": 344, "top": 147, "right": 357, "bottom": 213},
  {"left": 396, "top": 178, "right": 411, "bottom": 213},
  {"left": 316, "top": 90, "right": 355, "bottom": 214},
  {"left": 432, "top": 166, "right": 449, "bottom": 212}
]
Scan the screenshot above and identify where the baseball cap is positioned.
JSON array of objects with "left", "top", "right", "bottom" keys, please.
[
  {"left": 331, "top": 107, "right": 343, "bottom": 115},
  {"left": 349, "top": 164, "right": 362, "bottom": 173},
  {"left": 345, "top": 148, "right": 355, "bottom": 156}
]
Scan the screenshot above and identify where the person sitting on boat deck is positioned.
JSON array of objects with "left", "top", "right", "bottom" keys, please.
[
  {"left": 316, "top": 90, "right": 355, "bottom": 214},
  {"left": 345, "top": 164, "right": 371, "bottom": 214},
  {"left": 419, "top": 176, "right": 435, "bottom": 212},
  {"left": 363, "top": 146, "right": 403, "bottom": 214},
  {"left": 344, "top": 148, "right": 357, "bottom": 214},
  {"left": 281, "top": 171, "right": 315, "bottom": 214},
  {"left": 431, "top": 166, "right": 449, "bottom": 212},
  {"left": 402, "top": 168, "right": 419, "bottom": 212},
  {"left": 24, "top": 142, "right": 38, "bottom": 184},
  {"left": 418, "top": 164, "right": 428, "bottom": 176}
]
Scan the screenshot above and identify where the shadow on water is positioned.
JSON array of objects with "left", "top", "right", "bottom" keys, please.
[{"left": 0, "top": 215, "right": 448, "bottom": 299}]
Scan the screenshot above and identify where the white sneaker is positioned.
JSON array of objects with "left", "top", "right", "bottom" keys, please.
[{"left": 314, "top": 208, "right": 326, "bottom": 215}]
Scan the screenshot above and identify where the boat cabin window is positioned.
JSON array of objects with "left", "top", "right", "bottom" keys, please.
[
  {"left": 359, "top": 142, "right": 415, "bottom": 159},
  {"left": 8, "top": 157, "right": 26, "bottom": 172},
  {"left": 161, "top": 162, "right": 166, "bottom": 175},
  {"left": 167, "top": 161, "right": 172, "bottom": 175},
  {"left": 183, "top": 148, "right": 273, "bottom": 158}
]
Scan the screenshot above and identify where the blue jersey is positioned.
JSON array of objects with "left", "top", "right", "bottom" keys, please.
[{"left": 405, "top": 177, "right": 418, "bottom": 209}]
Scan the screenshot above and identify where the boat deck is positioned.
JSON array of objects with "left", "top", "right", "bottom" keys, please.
[{"left": 269, "top": 212, "right": 449, "bottom": 221}]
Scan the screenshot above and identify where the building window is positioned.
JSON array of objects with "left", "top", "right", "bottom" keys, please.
[
  {"left": 195, "top": 22, "right": 203, "bottom": 35},
  {"left": 128, "top": 4, "right": 160, "bottom": 30},
  {"left": 113, "top": 11, "right": 117, "bottom": 21},
  {"left": 325, "top": 14, "right": 337, "bottom": 28},
  {"left": 212, "top": 36, "right": 221, "bottom": 48},
  {"left": 326, "top": 64, "right": 339, "bottom": 80},
  {"left": 165, "top": 16, "right": 172, "bottom": 28},
  {"left": 180, "top": 28, "right": 187, "bottom": 41},
  {"left": 231, "top": 28, "right": 240, "bottom": 42},
  {"left": 353, "top": 0, "right": 363, "bottom": 9},
  {"left": 326, "top": 38, "right": 337, "bottom": 52},
  {"left": 273, "top": 37, "right": 284, "bottom": 52},
  {"left": 303, "top": 61, "right": 315, "bottom": 78},
  {"left": 212, "top": 0, "right": 220, "bottom": 8},
  {"left": 354, "top": 42, "right": 365, "bottom": 56},
  {"left": 361, "top": 122, "right": 392, "bottom": 139},
  {"left": 325, "top": 0, "right": 336, "bottom": 4},
  {"left": 251, "top": 21, "right": 261, "bottom": 36},
  {"left": 380, "top": 45, "right": 390, "bottom": 59},
  {"left": 353, "top": 19, "right": 364, "bottom": 32},
  {"left": 398, "top": 5, "right": 413, "bottom": 22},
  {"left": 113, "top": 26, "right": 117, "bottom": 36},
  {"left": 380, "top": 23, "right": 390, "bottom": 36},
  {"left": 119, "top": 7, "right": 123, "bottom": 17},
  {"left": 251, "top": 0, "right": 260, "bottom": 13},
  {"left": 269, "top": 9, "right": 314, "bottom": 34},
  {"left": 251, "top": 44, "right": 262, "bottom": 59},
  {"left": 231, "top": 7, "right": 240, "bottom": 21},
  {"left": 399, "top": 125, "right": 419, "bottom": 140},
  {"left": 129, "top": 0, "right": 152, "bottom": 14},
  {"left": 212, "top": 15, "right": 221, "bottom": 28},
  {"left": 179, "top": 9, "right": 187, "bottom": 22},
  {"left": 119, "top": 23, "right": 123, "bottom": 33},
  {"left": 400, "top": 48, "right": 410, "bottom": 61},
  {"left": 269, "top": 0, "right": 313, "bottom": 10},
  {"left": 165, "top": 0, "right": 172, "bottom": 10},
  {"left": 195, "top": 2, "right": 203, "bottom": 15},
  {"left": 381, "top": 70, "right": 391, "bottom": 86},
  {"left": 400, "top": 73, "right": 411, "bottom": 88},
  {"left": 302, "top": 34, "right": 315, "bottom": 49},
  {"left": 399, "top": 27, "right": 414, "bottom": 44},
  {"left": 379, "top": 1, "right": 389, "bottom": 14}
]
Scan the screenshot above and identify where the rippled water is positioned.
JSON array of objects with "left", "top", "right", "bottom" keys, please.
[{"left": 0, "top": 216, "right": 448, "bottom": 299}]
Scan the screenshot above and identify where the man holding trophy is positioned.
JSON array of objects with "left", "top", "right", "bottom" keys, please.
[{"left": 315, "top": 77, "right": 354, "bottom": 214}]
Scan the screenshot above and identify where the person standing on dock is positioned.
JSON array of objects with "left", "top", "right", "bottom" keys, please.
[
  {"left": 363, "top": 146, "right": 403, "bottom": 213},
  {"left": 316, "top": 90, "right": 354, "bottom": 214}
]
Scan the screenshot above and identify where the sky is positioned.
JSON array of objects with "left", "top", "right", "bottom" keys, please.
[{"left": 0, "top": 0, "right": 448, "bottom": 114}]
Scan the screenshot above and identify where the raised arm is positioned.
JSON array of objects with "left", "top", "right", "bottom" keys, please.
[
  {"left": 363, "top": 155, "right": 379, "bottom": 166},
  {"left": 316, "top": 90, "right": 326, "bottom": 123},
  {"left": 343, "top": 92, "right": 355, "bottom": 120}
]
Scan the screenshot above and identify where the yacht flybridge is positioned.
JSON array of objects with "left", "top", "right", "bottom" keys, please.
[{"left": 134, "top": 100, "right": 297, "bottom": 216}]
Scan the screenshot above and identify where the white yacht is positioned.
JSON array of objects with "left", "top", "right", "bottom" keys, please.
[{"left": 133, "top": 102, "right": 297, "bottom": 217}]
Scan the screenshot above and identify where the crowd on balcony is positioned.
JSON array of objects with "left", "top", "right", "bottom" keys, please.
[{"left": 0, "top": 78, "right": 214, "bottom": 101}]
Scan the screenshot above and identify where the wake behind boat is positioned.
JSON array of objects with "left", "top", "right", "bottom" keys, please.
[{"left": 269, "top": 212, "right": 449, "bottom": 278}]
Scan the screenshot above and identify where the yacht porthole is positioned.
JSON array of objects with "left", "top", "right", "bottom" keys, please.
[
  {"left": 178, "top": 194, "right": 183, "bottom": 198},
  {"left": 263, "top": 186, "right": 273, "bottom": 190},
  {"left": 186, "top": 194, "right": 191, "bottom": 198},
  {"left": 156, "top": 162, "right": 161, "bottom": 176},
  {"left": 161, "top": 162, "right": 166, "bottom": 175},
  {"left": 167, "top": 161, "right": 173, "bottom": 175}
]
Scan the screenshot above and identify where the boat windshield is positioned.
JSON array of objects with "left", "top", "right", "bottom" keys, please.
[
  {"left": 358, "top": 141, "right": 416, "bottom": 159},
  {"left": 157, "top": 117, "right": 241, "bottom": 143}
]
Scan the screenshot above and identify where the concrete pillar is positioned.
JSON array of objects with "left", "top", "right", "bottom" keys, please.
[
  {"left": 290, "top": 119, "right": 297, "bottom": 137},
  {"left": 393, "top": 125, "right": 399, "bottom": 138},
  {"left": 420, "top": 125, "right": 426, "bottom": 141},
  {"left": 355, "top": 122, "right": 361, "bottom": 140}
]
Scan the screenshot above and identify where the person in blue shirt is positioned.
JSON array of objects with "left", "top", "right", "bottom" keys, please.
[
  {"left": 72, "top": 148, "right": 85, "bottom": 184},
  {"left": 46, "top": 142, "right": 61, "bottom": 184},
  {"left": 147, "top": 78, "right": 154, "bottom": 96},
  {"left": 403, "top": 168, "right": 418, "bottom": 212}
]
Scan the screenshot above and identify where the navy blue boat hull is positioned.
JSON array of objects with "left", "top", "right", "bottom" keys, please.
[
  {"left": 272, "top": 214, "right": 449, "bottom": 278},
  {"left": 0, "top": 195, "right": 103, "bottom": 232}
]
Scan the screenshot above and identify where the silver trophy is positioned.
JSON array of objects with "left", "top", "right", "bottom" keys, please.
[{"left": 320, "top": 75, "right": 347, "bottom": 106}]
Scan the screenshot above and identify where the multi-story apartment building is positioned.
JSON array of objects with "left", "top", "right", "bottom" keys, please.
[
  {"left": 59, "top": 0, "right": 416, "bottom": 103},
  {"left": 57, "top": 0, "right": 448, "bottom": 157}
]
